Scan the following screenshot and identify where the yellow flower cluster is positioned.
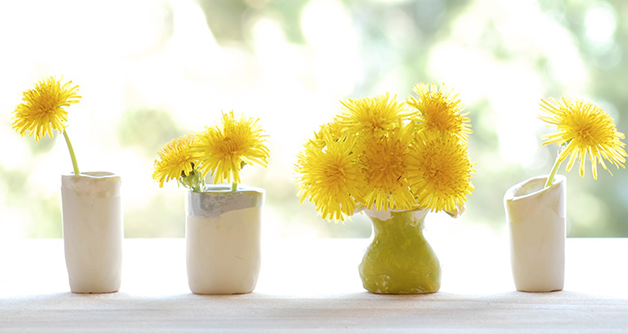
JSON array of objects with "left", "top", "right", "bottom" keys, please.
[
  {"left": 295, "top": 83, "right": 475, "bottom": 222},
  {"left": 152, "top": 111, "right": 270, "bottom": 192},
  {"left": 13, "top": 76, "right": 628, "bottom": 228}
]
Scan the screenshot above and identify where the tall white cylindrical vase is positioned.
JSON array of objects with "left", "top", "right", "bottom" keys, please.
[
  {"left": 186, "top": 186, "right": 264, "bottom": 295},
  {"left": 61, "top": 172, "right": 123, "bottom": 294},
  {"left": 504, "top": 174, "right": 566, "bottom": 292}
]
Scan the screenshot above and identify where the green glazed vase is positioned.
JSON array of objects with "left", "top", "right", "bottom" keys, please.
[{"left": 358, "top": 209, "right": 441, "bottom": 294}]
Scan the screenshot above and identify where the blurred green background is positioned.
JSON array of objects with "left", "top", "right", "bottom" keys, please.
[{"left": 0, "top": 0, "right": 626, "bottom": 239}]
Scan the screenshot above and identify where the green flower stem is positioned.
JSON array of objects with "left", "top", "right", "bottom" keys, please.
[
  {"left": 63, "top": 130, "right": 80, "bottom": 176},
  {"left": 179, "top": 170, "right": 205, "bottom": 192},
  {"left": 231, "top": 182, "right": 238, "bottom": 192},
  {"left": 545, "top": 152, "right": 563, "bottom": 188}
]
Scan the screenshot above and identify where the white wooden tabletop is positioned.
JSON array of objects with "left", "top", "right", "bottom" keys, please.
[{"left": 1, "top": 237, "right": 627, "bottom": 333}]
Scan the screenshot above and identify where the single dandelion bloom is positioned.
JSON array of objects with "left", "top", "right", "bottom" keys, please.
[
  {"left": 407, "top": 133, "right": 475, "bottom": 213},
  {"left": 295, "top": 131, "right": 363, "bottom": 222},
  {"left": 307, "top": 120, "right": 345, "bottom": 150},
  {"left": 12, "top": 76, "right": 82, "bottom": 175},
  {"left": 357, "top": 125, "right": 416, "bottom": 212},
  {"left": 193, "top": 111, "right": 270, "bottom": 185},
  {"left": 152, "top": 133, "right": 197, "bottom": 188},
  {"left": 338, "top": 93, "right": 413, "bottom": 137},
  {"left": 12, "top": 76, "right": 81, "bottom": 142},
  {"left": 540, "top": 95, "right": 627, "bottom": 181},
  {"left": 407, "top": 82, "right": 471, "bottom": 142}
]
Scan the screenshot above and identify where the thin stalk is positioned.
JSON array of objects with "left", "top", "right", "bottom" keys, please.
[
  {"left": 194, "top": 172, "right": 205, "bottom": 192},
  {"left": 545, "top": 152, "right": 563, "bottom": 188},
  {"left": 179, "top": 170, "right": 205, "bottom": 192},
  {"left": 231, "top": 182, "right": 238, "bottom": 192},
  {"left": 63, "top": 130, "right": 80, "bottom": 175}
]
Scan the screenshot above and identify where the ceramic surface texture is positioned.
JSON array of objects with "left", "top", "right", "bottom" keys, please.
[
  {"left": 186, "top": 186, "right": 264, "bottom": 295},
  {"left": 61, "top": 172, "right": 123, "bottom": 293},
  {"left": 359, "top": 208, "right": 441, "bottom": 294},
  {"left": 504, "top": 174, "right": 566, "bottom": 292}
]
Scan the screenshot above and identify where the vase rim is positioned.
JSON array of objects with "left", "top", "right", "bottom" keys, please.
[
  {"left": 187, "top": 186, "right": 264, "bottom": 217},
  {"left": 504, "top": 174, "right": 565, "bottom": 202},
  {"left": 190, "top": 185, "right": 265, "bottom": 194},
  {"left": 61, "top": 171, "right": 119, "bottom": 178},
  {"left": 362, "top": 207, "right": 428, "bottom": 221}
]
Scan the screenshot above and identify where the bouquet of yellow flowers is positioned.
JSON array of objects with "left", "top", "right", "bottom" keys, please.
[
  {"left": 295, "top": 83, "right": 475, "bottom": 222},
  {"left": 152, "top": 111, "right": 269, "bottom": 295},
  {"left": 152, "top": 111, "right": 270, "bottom": 191}
]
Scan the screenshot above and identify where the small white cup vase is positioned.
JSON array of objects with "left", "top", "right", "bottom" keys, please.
[
  {"left": 61, "top": 172, "right": 123, "bottom": 294},
  {"left": 186, "top": 186, "right": 264, "bottom": 295},
  {"left": 503, "top": 174, "right": 566, "bottom": 292}
]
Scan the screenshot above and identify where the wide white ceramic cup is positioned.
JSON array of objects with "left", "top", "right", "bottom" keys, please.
[
  {"left": 186, "top": 186, "right": 264, "bottom": 295},
  {"left": 504, "top": 174, "right": 566, "bottom": 292},
  {"left": 61, "top": 172, "right": 123, "bottom": 293}
]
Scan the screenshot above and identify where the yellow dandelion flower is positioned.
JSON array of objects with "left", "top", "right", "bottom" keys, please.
[
  {"left": 338, "top": 93, "right": 413, "bottom": 137},
  {"left": 357, "top": 125, "right": 416, "bottom": 212},
  {"left": 540, "top": 95, "right": 627, "bottom": 180},
  {"left": 407, "top": 82, "right": 471, "bottom": 142},
  {"left": 193, "top": 111, "right": 270, "bottom": 185},
  {"left": 12, "top": 76, "right": 81, "bottom": 142},
  {"left": 306, "top": 120, "right": 345, "bottom": 150},
  {"left": 407, "top": 133, "right": 474, "bottom": 213},
  {"left": 152, "top": 134, "right": 197, "bottom": 188},
  {"left": 295, "top": 130, "right": 363, "bottom": 222}
]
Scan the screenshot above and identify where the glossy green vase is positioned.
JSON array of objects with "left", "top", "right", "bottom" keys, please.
[{"left": 358, "top": 209, "right": 441, "bottom": 294}]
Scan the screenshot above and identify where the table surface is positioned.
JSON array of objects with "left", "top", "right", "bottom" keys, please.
[{"left": 1, "top": 236, "right": 627, "bottom": 333}]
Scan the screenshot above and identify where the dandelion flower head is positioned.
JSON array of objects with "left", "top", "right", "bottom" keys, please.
[
  {"left": 356, "top": 125, "right": 416, "bottom": 212},
  {"left": 307, "top": 120, "right": 345, "bottom": 151},
  {"left": 540, "top": 95, "right": 627, "bottom": 179},
  {"left": 193, "top": 111, "right": 270, "bottom": 185},
  {"left": 152, "top": 133, "right": 197, "bottom": 188},
  {"left": 338, "top": 93, "right": 413, "bottom": 137},
  {"left": 12, "top": 76, "right": 81, "bottom": 141},
  {"left": 407, "top": 82, "right": 471, "bottom": 142},
  {"left": 295, "top": 129, "right": 363, "bottom": 222},
  {"left": 406, "top": 133, "right": 475, "bottom": 213}
]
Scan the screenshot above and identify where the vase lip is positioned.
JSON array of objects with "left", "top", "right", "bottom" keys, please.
[
  {"left": 60, "top": 171, "right": 122, "bottom": 196},
  {"left": 189, "top": 185, "right": 265, "bottom": 194},
  {"left": 362, "top": 207, "right": 428, "bottom": 221},
  {"left": 61, "top": 171, "right": 119, "bottom": 178},
  {"left": 187, "top": 185, "right": 264, "bottom": 217},
  {"left": 504, "top": 174, "right": 566, "bottom": 202}
]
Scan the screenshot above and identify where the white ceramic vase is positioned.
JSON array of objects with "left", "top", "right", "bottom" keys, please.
[
  {"left": 186, "top": 186, "right": 264, "bottom": 295},
  {"left": 503, "top": 174, "right": 566, "bottom": 292},
  {"left": 61, "top": 172, "right": 123, "bottom": 293}
]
